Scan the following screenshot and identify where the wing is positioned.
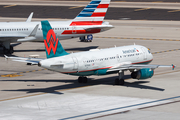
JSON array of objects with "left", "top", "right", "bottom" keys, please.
[
  {"left": 107, "top": 63, "right": 175, "bottom": 72},
  {"left": 5, "top": 55, "right": 44, "bottom": 65}
]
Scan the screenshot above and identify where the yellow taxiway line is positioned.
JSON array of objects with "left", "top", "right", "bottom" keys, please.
[{"left": 4, "top": 4, "right": 17, "bottom": 8}]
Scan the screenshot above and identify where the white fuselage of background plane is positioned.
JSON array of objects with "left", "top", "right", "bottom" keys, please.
[
  {"left": 39, "top": 45, "right": 153, "bottom": 76},
  {"left": 0, "top": 20, "right": 112, "bottom": 43}
]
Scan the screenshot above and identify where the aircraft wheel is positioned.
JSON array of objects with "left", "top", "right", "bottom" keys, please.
[
  {"left": 82, "top": 77, "right": 88, "bottom": 83},
  {"left": 79, "top": 36, "right": 85, "bottom": 42},
  {"left": 9, "top": 46, "right": 14, "bottom": 54},
  {"left": 78, "top": 77, "right": 83, "bottom": 83},
  {"left": 119, "top": 79, "right": 124, "bottom": 85},
  {"left": 114, "top": 78, "right": 119, "bottom": 85},
  {"left": 3, "top": 47, "right": 8, "bottom": 54}
]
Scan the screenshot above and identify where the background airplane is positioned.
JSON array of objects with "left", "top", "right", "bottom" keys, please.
[
  {"left": 5, "top": 20, "right": 175, "bottom": 85},
  {"left": 0, "top": 0, "right": 113, "bottom": 54}
]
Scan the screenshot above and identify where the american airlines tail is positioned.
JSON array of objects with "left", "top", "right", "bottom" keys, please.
[
  {"left": 71, "top": 0, "right": 111, "bottom": 26},
  {"left": 41, "top": 21, "right": 69, "bottom": 59}
]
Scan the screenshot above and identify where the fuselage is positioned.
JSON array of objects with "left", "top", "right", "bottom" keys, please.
[
  {"left": 39, "top": 45, "right": 153, "bottom": 76},
  {"left": 0, "top": 20, "right": 113, "bottom": 43}
]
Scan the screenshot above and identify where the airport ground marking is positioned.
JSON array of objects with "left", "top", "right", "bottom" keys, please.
[
  {"left": 134, "top": 8, "right": 150, "bottom": 12},
  {"left": 69, "top": 6, "right": 83, "bottom": 9},
  {"left": 152, "top": 48, "right": 180, "bottom": 54},
  {"left": 0, "top": 69, "right": 47, "bottom": 77},
  {"left": 1, "top": 74, "right": 23, "bottom": 77},
  {"left": 95, "top": 36, "right": 180, "bottom": 42},
  {"left": 3, "top": 4, "right": 17, "bottom": 8},
  {"left": 168, "top": 9, "right": 180, "bottom": 13}
]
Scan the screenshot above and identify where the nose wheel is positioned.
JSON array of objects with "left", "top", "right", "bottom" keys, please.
[
  {"left": 114, "top": 71, "right": 124, "bottom": 85},
  {"left": 78, "top": 76, "right": 88, "bottom": 83}
]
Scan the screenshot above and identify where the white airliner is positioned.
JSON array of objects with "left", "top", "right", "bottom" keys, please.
[
  {"left": 0, "top": 0, "right": 113, "bottom": 54},
  {"left": 5, "top": 20, "right": 175, "bottom": 85}
]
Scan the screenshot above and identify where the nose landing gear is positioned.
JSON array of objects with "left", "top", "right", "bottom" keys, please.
[{"left": 114, "top": 70, "right": 125, "bottom": 85}]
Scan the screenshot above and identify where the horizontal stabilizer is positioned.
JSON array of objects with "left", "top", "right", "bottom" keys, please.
[
  {"left": 4, "top": 55, "right": 44, "bottom": 65},
  {"left": 84, "top": 25, "right": 114, "bottom": 31},
  {"left": 17, "top": 36, "right": 36, "bottom": 42}
]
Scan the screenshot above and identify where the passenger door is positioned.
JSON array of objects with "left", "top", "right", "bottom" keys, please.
[{"left": 72, "top": 57, "right": 78, "bottom": 70}]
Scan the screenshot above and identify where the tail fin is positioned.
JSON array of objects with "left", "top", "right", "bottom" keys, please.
[
  {"left": 71, "top": 0, "right": 111, "bottom": 26},
  {"left": 41, "top": 20, "right": 69, "bottom": 59}
]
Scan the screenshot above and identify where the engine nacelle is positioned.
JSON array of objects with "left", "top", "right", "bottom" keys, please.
[
  {"left": 94, "top": 69, "right": 108, "bottom": 75},
  {"left": 131, "top": 68, "right": 154, "bottom": 79}
]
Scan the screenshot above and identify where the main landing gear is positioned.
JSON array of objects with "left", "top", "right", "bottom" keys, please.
[
  {"left": 79, "top": 34, "right": 93, "bottom": 42},
  {"left": 115, "top": 70, "right": 125, "bottom": 85},
  {"left": 78, "top": 76, "right": 88, "bottom": 83},
  {"left": 2, "top": 46, "right": 14, "bottom": 54},
  {"left": 0, "top": 41, "right": 14, "bottom": 54}
]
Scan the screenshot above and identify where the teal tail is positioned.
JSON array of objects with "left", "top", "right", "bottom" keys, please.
[{"left": 41, "top": 20, "right": 69, "bottom": 59}]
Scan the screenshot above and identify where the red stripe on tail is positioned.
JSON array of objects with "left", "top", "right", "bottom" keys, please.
[
  {"left": 70, "top": 21, "right": 103, "bottom": 26},
  {"left": 91, "top": 12, "right": 106, "bottom": 17},
  {"left": 97, "top": 4, "right": 109, "bottom": 8},
  {"left": 62, "top": 29, "right": 101, "bottom": 34}
]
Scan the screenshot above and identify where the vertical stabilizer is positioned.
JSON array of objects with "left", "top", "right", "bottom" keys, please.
[
  {"left": 41, "top": 20, "right": 69, "bottom": 59},
  {"left": 26, "top": 12, "right": 33, "bottom": 22},
  {"left": 71, "top": 0, "right": 111, "bottom": 26}
]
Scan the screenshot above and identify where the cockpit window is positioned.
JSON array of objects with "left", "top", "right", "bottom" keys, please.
[{"left": 148, "top": 50, "right": 151, "bottom": 54}]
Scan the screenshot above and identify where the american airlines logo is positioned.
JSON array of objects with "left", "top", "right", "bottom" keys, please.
[
  {"left": 44, "top": 29, "right": 58, "bottom": 55},
  {"left": 122, "top": 48, "right": 139, "bottom": 54}
]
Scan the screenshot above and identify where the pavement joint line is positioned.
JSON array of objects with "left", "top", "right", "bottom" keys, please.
[
  {"left": 86, "top": 96, "right": 180, "bottom": 120},
  {"left": 62, "top": 95, "right": 180, "bottom": 120}
]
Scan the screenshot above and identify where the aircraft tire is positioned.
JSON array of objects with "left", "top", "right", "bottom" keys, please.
[
  {"left": 3, "top": 47, "right": 8, "bottom": 54},
  {"left": 9, "top": 46, "right": 14, "bottom": 54},
  {"left": 78, "top": 77, "right": 83, "bottom": 83},
  {"left": 79, "top": 36, "right": 85, "bottom": 42},
  {"left": 82, "top": 77, "right": 88, "bottom": 83},
  {"left": 119, "top": 79, "right": 124, "bottom": 85},
  {"left": 115, "top": 78, "right": 119, "bottom": 85}
]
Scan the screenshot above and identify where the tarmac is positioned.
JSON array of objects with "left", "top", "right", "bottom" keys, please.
[{"left": 0, "top": 0, "right": 180, "bottom": 120}]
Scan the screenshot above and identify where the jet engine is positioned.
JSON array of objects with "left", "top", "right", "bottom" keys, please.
[{"left": 131, "top": 68, "right": 154, "bottom": 79}]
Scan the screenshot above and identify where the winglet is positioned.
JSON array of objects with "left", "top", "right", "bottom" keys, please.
[
  {"left": 172, "top": 64, "right": 175, "bottom": 70},
  {"left": 26, "top": 12, "right": 33, "bottom": 22}
]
